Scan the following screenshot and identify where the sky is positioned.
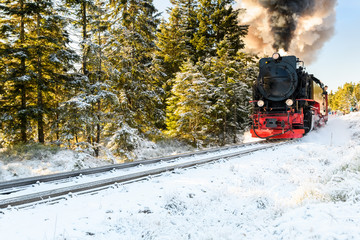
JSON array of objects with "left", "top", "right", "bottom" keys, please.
[{"left": 153, "top": 0, "right": 360, "bottom": 92}]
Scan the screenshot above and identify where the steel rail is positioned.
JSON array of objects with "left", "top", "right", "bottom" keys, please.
[
  {"left": 0, "top": 141, "right": 290, "bottom": 209},
  {"left": 0, "top": 141, "right": 266, "bottom": 191}
]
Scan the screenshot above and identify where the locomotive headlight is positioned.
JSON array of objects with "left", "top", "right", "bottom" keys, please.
[
  {"left": 286, "top": 99, "right": 294, "bottom": 106},
  {"left": 272, "top": 53, "right": 280, "bottom": 60},
  {"left": 257, "top": 100, "right": 265, "bottom": 107}
]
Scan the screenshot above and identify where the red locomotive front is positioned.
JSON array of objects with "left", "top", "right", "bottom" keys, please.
[{"left": 250, "top": 53, "right": 328, "bottom": 139}]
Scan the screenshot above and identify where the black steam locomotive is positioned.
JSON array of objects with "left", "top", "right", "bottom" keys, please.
[{"left": 250, "top": 53, "right": 328, "bottom": 139}]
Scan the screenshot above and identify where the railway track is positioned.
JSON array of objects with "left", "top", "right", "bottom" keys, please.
[{"left": 0, "top": 140, "right": 292, "bottom": 209}]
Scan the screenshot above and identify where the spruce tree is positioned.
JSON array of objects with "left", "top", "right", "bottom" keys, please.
[
  {"left": 0, "top": 0, "right": 34, "bottom": 144},
  {"left": 156, "top": 0, "right": 198, "bottom": 79},
  {"left": 88, "top": 0, "right": 118, "bottom": 156},
  {"left": 29, "top": 0, "right": 79, "bottom": 144},
  {"left": 165, "top": 60, "right": 212, "bottom": 146},
  {"left": 164, "top": 0, "right": 252, "bottom": 146},
  {"left": 79, "top": 0, "right": 118, "bottom": 156},
  {"left": 61, "top": 0, "right": 94, "bottom": 148},
  {"left": 59, "top": 0, "right": 118, "bottom": 156},
  {"left": 192, "top": 0, "right": 247, "bottom": 61},
  {"left": 155, "top": 0, "right": 199, "bottom": 136},
  {"left": 0, "top": 0, "right": 78, "bottom": 146},
  {"left": 104, "top": 0, "right": 162, "bottom": 158},
  {"left": 200, "top": 41, "right": 255, "bottom": 145}
]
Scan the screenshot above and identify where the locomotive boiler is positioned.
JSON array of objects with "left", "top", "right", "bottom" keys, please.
[{"left": 250, "top": 53, "right": 328, "bottom": 139}]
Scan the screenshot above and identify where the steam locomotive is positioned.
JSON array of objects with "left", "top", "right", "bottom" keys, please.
[{"left": 250, "top": 53, "right": 328, "bottom": 139}]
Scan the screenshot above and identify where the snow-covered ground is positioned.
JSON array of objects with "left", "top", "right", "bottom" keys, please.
[
  {"left": 0, "top": 150, "right": 110, "bottom": 181},
  {"left": 0, "top": 140, "right": 194, "bottom": 182},
  {"left": 1, "top": 112, "right": 360, "bottom": 240}
]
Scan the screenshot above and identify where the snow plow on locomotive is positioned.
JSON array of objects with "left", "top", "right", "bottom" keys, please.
[{"left": 250, "top": 53, "right": 328, "bottom": 139}]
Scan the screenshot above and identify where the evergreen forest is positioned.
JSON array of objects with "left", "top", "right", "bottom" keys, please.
[
  {"left": 329, "top": 83, "right": 360, "bottom": 114},
  {"left": 0, "top": 0, "right": 258, "bottom": 160}
]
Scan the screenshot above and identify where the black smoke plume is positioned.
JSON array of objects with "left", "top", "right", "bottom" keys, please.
[
  {"left": 259, "top": 0, "right": 316, "bottom": 51},
  {"left": 238, "top": 0, "right": 338, "bottom": 63}
]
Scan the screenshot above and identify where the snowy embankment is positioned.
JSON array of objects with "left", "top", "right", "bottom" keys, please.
[
  {"left": 0, "top": 140, "right": 193, "bottom": 182},
  {"left": 1, "top": 113, "right": 360, "bottom": 239},
  {"left": 0, "top": 149, "right": 110, "bottom": 181}
]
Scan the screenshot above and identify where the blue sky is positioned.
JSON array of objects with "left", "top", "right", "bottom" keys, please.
[
  {"left": 153, "top": 0, "right": 360, "bottom": 92},
  {"left": 309, "top": 0, "right": 360, "bottom": 92}
]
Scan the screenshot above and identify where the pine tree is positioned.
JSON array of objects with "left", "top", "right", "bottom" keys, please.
[
  {"left": 0, "top": 0, "right": 78, "bottom": 146},
  {"left": 156, "top": 0, "right": 198, "bottom": 79},
  {"left": 79, "top": 0, "right": 119, "bottom": 156},
  {"left": 164, "top": 0, "right": 252, "bottom": 146},
  {"left": 88, "top": 0, "right": 118, "bottom": 156},
  {"left": 201, "top": 40, "right": 255, "bottom": 145},
  {"left": 61, "top": 0, "right": 95, "bottom": 148},
  {"left": 156, "top": 16, "right": 186, "bottom": 81},
  {"left": 58, "top": 0, "right": 118, "bottom": 156},
  {"left": 165, "top": 60, "right": 212, "bottom": 146},
  {"left": 0, "top": 0, "right": 34, "bottom": 144},
  {"left": 154, "top": 0, "right": 199, "bottom": 136},
  {"left": 30, "top": 0, "right": 79, "bottom": 144},
  {"left": 192, "top": 0, "right": 247, "bottom": 61},
  {"left": 104, "top": 0, "right": 163, "bottom": 158}
]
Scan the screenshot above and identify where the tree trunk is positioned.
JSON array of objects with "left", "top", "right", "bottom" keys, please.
[
  {"left": 19, "top": 0, "right": 27, "bottom": 143},
  {"left": 95, "top": 29, "right": 102, "bottom": 157},
  {"left": 55, "top": 84, "right": 60, "bottom": 141},
  {"left": 95, "top": 101, "right": 101, "bottom": 157},
  {"left": 82, "top": 1, "right": 87, "bottom": 76},
  {"left": 233, "top": 98, "right": 238, "bottom": 144},
  {"left": 82, "top": 1, "right": 92, "bottom": 147},
  {"left": 36, "top": 0, "right": 45, "bottom": 143},
  {"left": 222, "top": 112, "right": 226, "bottom": 145}
]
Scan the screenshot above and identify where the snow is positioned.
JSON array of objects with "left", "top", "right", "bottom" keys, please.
[
  {"left": 49, "top": 54, "right": 62, "bottom": 64},
  {"left": 0, "top": 144, "right": 270, "bottom": 201},
  {"left": 17, "top": 75, "right": 31, "bottom": 82},
  {"left": 0, "top": 150, "right": 109, "bottom": 181},
  {"left": 1, "top": 112, "right": 360, "bottom": 239}
]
